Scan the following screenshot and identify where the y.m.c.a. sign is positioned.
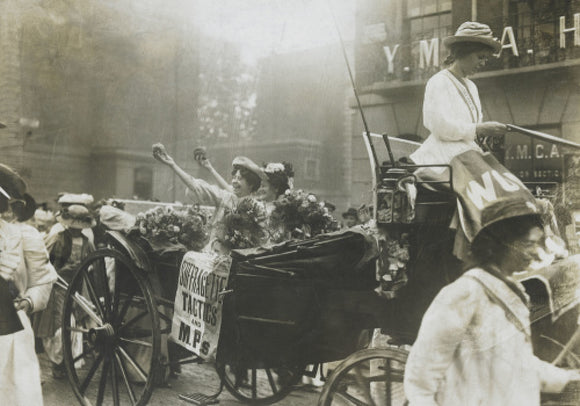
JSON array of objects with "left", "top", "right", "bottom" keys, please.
[
  {"left": 503, "top": 132, "right": 564, "bottom": 182},
  {"left": 380, "top": 14, "right": 580, "bottom": 73}
]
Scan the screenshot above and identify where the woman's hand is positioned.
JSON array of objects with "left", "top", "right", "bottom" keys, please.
[
  {"left": 476, "top": 121, "right": 507, "bottom": 138},
  {"left": 194, "top": 147, "right": 212, "bottom": 170},
  {"left": 14, "top": 298, "right": 32, "bottom": 314},
  {"left": 152, "top": 143, "right": 174, "bottom": 166}
]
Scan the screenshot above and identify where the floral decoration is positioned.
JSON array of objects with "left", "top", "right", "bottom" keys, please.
[
  {"left": 216, "top": 197, "right": 268, "bottom": 250},
  {"left": 269, "top": 189, "right": 340, "bottom": 241},
  {"left": 135, "top": 205, "right": 210, "bottom": 252}
]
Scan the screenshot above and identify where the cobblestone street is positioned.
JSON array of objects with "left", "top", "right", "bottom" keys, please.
[{"left": 40, "top": 353, "right": 323, "bottom": 406}]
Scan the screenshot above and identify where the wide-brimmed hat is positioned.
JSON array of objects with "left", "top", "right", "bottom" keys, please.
[
  {"left": 56, "top": 204, "right": 96, "bottom": 229},
  {"left": 478, "top": 197, "right": 541, "bottom": 237},
  {"left": 443, "top": 22, "right": 501, "bottom": 53},
  {"left": 57, "top": 193, "right": 94, "bottom": 206},
  {"left": 232, "top": 156, "right": 267, "bottom": 181},
  {"left": 99, "top": 205, "right": 135, "bottom": 232},
  {"left": 342, "top": 207, "right": 359, "bottom": 219},
  {"left": 0, "top": 164, "right": 36, "bottom": 220}
]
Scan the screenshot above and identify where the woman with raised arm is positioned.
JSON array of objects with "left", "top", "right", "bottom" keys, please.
[
  {"left": 410, "top": 21, "right": 507, "bottom": 166},
  {"left": 152, "top": 143, "right": 265, "bottom": 249}
]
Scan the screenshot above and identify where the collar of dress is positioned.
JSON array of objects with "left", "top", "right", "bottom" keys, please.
[{"left": 465, "top": 267, "right": 531, "bottom": 336}]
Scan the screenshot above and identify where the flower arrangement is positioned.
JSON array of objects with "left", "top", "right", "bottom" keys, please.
[
  {"left": 135, "top": 205, "right": 209, "bottom": 252},
  {"left": 216, "top": 197, "right": 268, "bottom": 250},
  {"left": 377, "top": 232, "right": 410, "bottom": 299},
  {"left": 269, "top": 189, "right": 340, "bottom": 241}
]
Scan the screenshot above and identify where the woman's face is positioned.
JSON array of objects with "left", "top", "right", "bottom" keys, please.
[
  {"left": 231, "top": 170, "right": 253, "bottom": 198},
  {"left": 456, "top": 49, "right": 492, "bottom": 76},
  {"left": 503, "top": 226, "right": 545, "bottom": 274},
  {"left": 257, "top": 180, "right": 277, "bottom": 202}
]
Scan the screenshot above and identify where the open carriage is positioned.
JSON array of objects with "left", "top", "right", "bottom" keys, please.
[
  {"left": 58, "top": 130, "right": 580, "bottom": 406},
  {"left": 58, "top": 219, "right": 384, "bottom": 406}
]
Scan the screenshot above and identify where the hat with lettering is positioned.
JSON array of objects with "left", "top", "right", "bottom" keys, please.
[{"left": 443, "top": 22, "right": 501, "bottom": 53}]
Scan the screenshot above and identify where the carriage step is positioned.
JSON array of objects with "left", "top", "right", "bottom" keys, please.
[{"left": 178, "top": 393, "right": 219, "bottom": 405}]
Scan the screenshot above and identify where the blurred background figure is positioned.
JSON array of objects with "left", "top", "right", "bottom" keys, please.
[
  {"left": 341, "top": 207, "right": 360, "bottom": 228},
  {"left": 0, "top": 163, "right": 57, "bottom": 405}
]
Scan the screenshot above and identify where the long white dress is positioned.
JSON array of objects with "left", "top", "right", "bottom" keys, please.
[
  {"left": 410, "top": 69, "right": 484, "bottom": 165},
  {"left": 0, "top": 220, "right": 57, "bottom": 406}
]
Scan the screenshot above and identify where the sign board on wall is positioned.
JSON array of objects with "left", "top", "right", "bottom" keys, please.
[{"left": 503, "top": 133, "right": 563, "bottom": 182}]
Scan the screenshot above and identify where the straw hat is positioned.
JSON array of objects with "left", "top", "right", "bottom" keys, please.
[
  {"left": 99, "top": 205, "right": 135, "bottom": 232},
  {"left": 232, "top": 156, "right": 267, "bottom": 181},
  {"left": 56, "top": 204, "right": 96, "bottom": 229},
  {"left": 443, "top": 22, "right": 501, "bottom": 53},
  {"left": 57, "top": 193, "right": 94, "bottom": 206}
]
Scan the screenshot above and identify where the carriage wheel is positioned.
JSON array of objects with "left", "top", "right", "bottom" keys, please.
[
  {"left": 318, "top": 348, "right": 408, "bottom": 406},
  {"left": 216, "top": 358, "right": 304, "bottom": 405},
  {"left": 62, "top": 249, "right": 161, "bottom": 406}
]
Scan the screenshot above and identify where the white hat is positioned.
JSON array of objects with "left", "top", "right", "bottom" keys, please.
[{"left": 58, "top": 193, "right": 94, "bottom": 206}]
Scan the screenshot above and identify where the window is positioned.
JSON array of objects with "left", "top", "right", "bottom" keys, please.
[{"left": 134, "top": 167, "right": 153, "bottom": 200}]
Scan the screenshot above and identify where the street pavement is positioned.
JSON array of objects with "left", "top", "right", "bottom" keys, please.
[{"left": 40, "top": 353, "right": 323, "bottom": 406}]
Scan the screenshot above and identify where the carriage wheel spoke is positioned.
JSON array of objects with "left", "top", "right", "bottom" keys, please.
[
  {"left": 335, "top": 390, "right": 370, "bottom": 406},
  {"left": 121, "top": 311, "right": 149, "bottom": 331},
  {"left": 265, "top": 368, "right": 278, "bottom": 394},
  {"left": 83, "top": 273, "right": 106, "bottom": 319},
  {"left": 66, "top": 326, "right": 91, "bottom": 334},
  {"left": 252, "top": 368, "right": 257, "bottom": 399},
  {"left": 93, "top": 257, "right": 112, "bottom": 319},
  {"left": 96, "top": 356, "right": 110, "bottom": 406},
  {"left": 73, "top": 347, "right": 96, "bottom": 364},
  {"left": 119, "top": 337, "right": 153, "bottom": 348},
  {"left": 110, "top": 351, "right": 120, "bottom": 406},
  {"left": 71, "top": 290, "right": 103, "bottom": 327},
  {"left": 80, "top": 352, "right": 104, "bottom": 395},
  {"left": 353, "top": 365, "right": 376, "bottom": 406},
  {"left": 385, "top": 360, "right": 391, "bottom": 406},
  {"left": 117, "top": 346, "right": 148, "bottom": 382},
  {"left": 115, "top": 351, "right": 137, "bottom": 405},
  {"left": 115, "top": 295, "right": 134, "bottom": 326}
]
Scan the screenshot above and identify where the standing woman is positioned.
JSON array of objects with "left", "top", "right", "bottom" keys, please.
[
  {"left": 404, "top": 197, "right": 579, "bottom": 405},
  {"left": 0, "top": 164, "right": 57, "bottom": 405},
  {"left": 410, "top": 21, "right": 507, "bottom": 166}
]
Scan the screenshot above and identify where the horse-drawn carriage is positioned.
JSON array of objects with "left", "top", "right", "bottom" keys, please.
[{"left": 59, "top": 131, "right": 580, "bottom": 406}]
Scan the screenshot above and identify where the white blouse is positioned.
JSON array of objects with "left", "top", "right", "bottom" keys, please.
[
  {"left": 410, "top": 69, "right": 483, "bottom": 165},
  {"left": 0, "top": 220, "right": 57, "bottom": 312}
]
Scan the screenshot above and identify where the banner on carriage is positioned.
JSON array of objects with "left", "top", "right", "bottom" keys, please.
[
  {"left": 451, "top": 150, "right": 537, "bottom": 241},
  {"left": 171, "top": 251, "right": 232, "bottom": 359}
]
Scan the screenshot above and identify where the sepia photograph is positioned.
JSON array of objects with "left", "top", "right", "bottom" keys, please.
[{"left": 1, "top": 0, "right": 580, "bottom": 405}]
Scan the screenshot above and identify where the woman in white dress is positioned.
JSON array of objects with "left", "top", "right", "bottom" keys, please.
[
  {"left": 410, "top": 21, "right": 507, "bottom": 166},
  {"left": 0, "top": 164, "right": 57, "bottom": 405}
]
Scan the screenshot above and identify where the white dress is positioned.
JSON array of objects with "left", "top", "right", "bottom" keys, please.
[
  {"left": 404, "top": 268, "right": 571, "bottom": 406},
  {"left": 410, "top": 69, "right": 484, "bottom": 165},
  {"left": 0, "top": 220, "right": 57, "bottom": 406}
]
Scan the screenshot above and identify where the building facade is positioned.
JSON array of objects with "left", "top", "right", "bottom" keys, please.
[{"left": 351, "top": 0, "right": 580, "bottom": 212}]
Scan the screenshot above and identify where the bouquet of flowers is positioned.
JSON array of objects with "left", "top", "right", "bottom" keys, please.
[
  {"left": 216, "top": 197, "right": 268, "bottom": 251},
  {"left": 135, "top": 205, "right": 210, "bottom": 252},
  {"left": 269, "top": 189, "right": 340, "bottom": 241}
]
